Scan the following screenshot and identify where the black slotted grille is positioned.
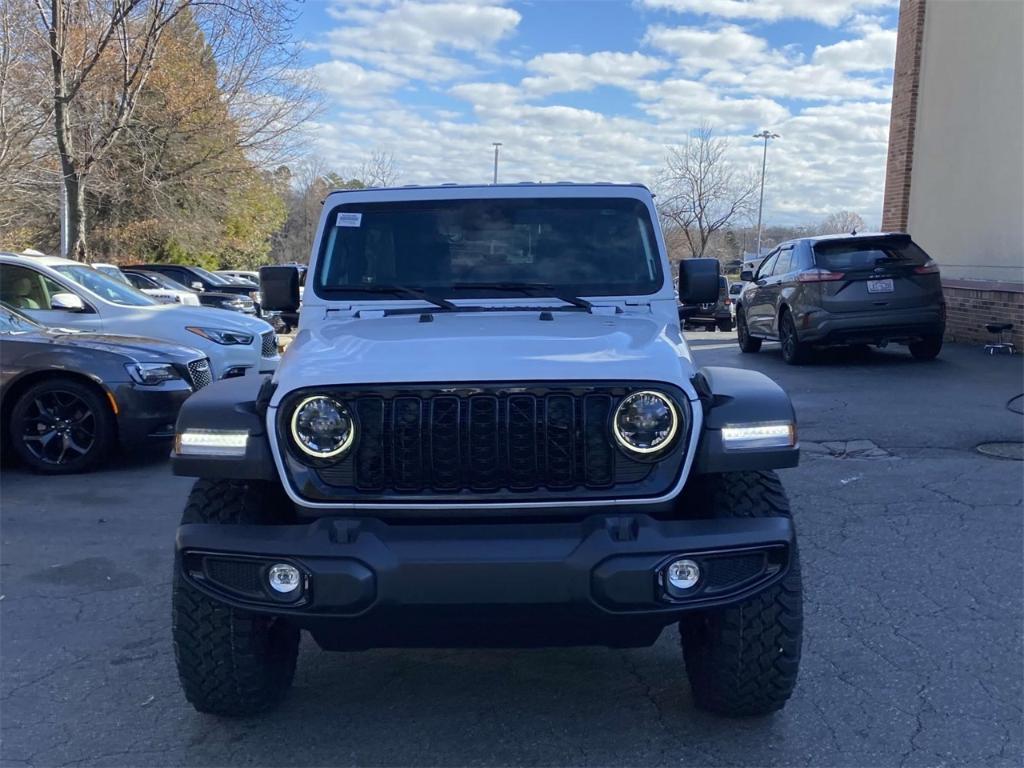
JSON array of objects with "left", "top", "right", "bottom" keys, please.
[{"left": 285, "top": 384, "right": 686, "bottom": 500}]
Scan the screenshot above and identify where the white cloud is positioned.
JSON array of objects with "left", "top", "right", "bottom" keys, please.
[
  {"left": 812, "top": 24, "right": 897, "bottom": 71},
  {"left": 643, "top": 24, "right": 782, "bottom": 70},
  {"left": 310, "top": 60, "right": 405, "bottom": 108},
  {"left": 521, "top": 52, "right": 669, "bottom": 96},
  {"left": 639, "top": 0, "right": 896, "bottom": 28}
]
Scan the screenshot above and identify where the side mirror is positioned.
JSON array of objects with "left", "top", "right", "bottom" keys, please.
[
  {"left": 259, "top": 265, "right": 301, "bottom": 312},
  {"left": 740, "top": 269, "right": 754, "bottom": 282},
  {"left": 190, "top": 281, "right": 204, "bottom": 292},
  {"left": 50, "top": 292, "right": 86, "bottom": 312},
  {"left": 678, "top": 258, "right": 720, "bottom": 304}
]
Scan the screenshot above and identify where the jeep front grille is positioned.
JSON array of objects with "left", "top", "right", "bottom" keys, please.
[
  {"left": 187, "top": 358, "right": 212, "bottom": 390},
  {"left": 278, "top": 384, "right": 689, "bottom": 503},
  {"left": 261, "top": 331, "right": 277, "bottom": 358}
]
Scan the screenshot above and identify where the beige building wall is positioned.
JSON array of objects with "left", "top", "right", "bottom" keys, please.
[{"left": 907, "top": 0, "right": 1024, "bottom": 285}]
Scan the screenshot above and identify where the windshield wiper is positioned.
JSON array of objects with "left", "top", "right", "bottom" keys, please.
[
  {"left": 326, "top": 284, "right": 456, "bottom": 311},
  {"left": 451, "top": 281, "right": 593, "bottom": 310}
]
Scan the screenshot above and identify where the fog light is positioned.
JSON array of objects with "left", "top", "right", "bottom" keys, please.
[
  {"left": 267, "top": 563, "right": 301, "bottom": 594},
  {"left": 665, "top": 558, "right": 701, "bottom": 595}
]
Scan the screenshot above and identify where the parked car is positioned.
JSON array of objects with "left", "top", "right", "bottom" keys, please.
[
  {"left": 0, "top": 253, "right": 279, "bottom": 379},
  {"left": 122, "top": 268, "right": 249, "bottom": 310},
  {"left": 132, "top": 264, "right": 261, "bottom": 314},
  {"left": 216, "top": 270, "right": 260, "bottom": 287},
  {"left": 121, "top": 268, "right": 200, "bottom": 306},
  {"left": 170, "top": 183, "right": 803, "bottom": 719},
  {"left": 735, "top": 232, "right": 945, "bottom": 364},
  {"left": 679, "top": 274, "right": 733, "bottom": 331},
  {"left": 0, "top": 303, "right": 211, "bottom": 473}
]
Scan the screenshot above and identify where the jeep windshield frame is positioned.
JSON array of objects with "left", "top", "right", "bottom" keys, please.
[{"left": 312, "top": 197, "right": 663, "bottom": 303}]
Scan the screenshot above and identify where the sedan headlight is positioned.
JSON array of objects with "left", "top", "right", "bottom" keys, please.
[
  {"left": 185, "top": 326, "right": 254, "bottom": 345},
  {"left": 290, "top": 396, "right": 355, "bottom": 458},
  {"left": 125, "top": 363, "right": 182, "bottom": 385},
  {"left": 613, "top": 390, "right": 679, "bottom": 454}
]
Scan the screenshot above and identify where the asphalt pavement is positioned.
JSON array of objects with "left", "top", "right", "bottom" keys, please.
[{"left": 2, "top": 334, "right": 1022, "bottom": 767}]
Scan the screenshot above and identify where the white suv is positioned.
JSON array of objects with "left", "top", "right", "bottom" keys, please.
[{"left": 0, "top": 253, "right": 278, "bottom": 379}]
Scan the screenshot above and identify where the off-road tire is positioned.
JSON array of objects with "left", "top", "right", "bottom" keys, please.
[
  {"left": 908, "top": 334, "right": 942, "bottom": 360},
  {"left": 717, "top": 319, "right": 733, "bottom": 333},
  {"left": 736, "top": 309, "right": 762, "bottom": 353},
  {"left": 172, "top": 480, "right": 299, "bottom": 716},
  {"left": 679, "top": 471, "right": 803, "bottom": 717},
  {"left": 779, "top": 310, "right": 811, "bottom": 365}
]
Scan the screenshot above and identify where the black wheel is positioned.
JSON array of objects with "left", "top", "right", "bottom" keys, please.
[
  {"left": 717, "top": 319, "right": 733, "bottom": 333},
  {"left": 779, "top": 311, "right": 810, "bottom": 365},
  {"left": 908, "top": 334, "right": 942, "bottom": 360},
  {"left": 7, "top": 378, "right": 115, "bottom": 474},
  {"left": 736, "top": 309, "right": 762, "bottom": 353},
  {"left": 679, "top": 471, "right": 803, "bottom": 717},
  {"left": 172, "top": 480, "right": 299, "bottom": 716}
]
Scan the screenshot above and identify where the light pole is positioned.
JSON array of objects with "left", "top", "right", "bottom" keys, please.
[
  {"left": 753, "top": 130, "right": 779, "bottom": 257},
  {"left": 492, "top": 142, "right": 502, "bottom": 184}
]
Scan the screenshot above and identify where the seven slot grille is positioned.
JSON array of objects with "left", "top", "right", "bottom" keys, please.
[
  {"left": 261, "top": 331, "right": 277, "bottom": 358},
  {"left": 293, "top": 387, "right": 680, "bottom": 495},
  {"left": 186, "top": 358, "right": 212, "bottom": 390}
]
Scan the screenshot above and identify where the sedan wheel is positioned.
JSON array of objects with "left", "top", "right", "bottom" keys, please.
[
  {"left": 8, "top": 380, "right": 114, "bottom": 474},
  {"left": 779, "top": 312, "right": 810, "bottom": 365}
]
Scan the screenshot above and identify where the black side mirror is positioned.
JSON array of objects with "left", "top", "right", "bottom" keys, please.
[
  {"left": 740, "top": 269, "right": 754, "bottom": 282},
  {"left": 678, "top": 258, "right": 720, "bottom": 304},
  {"left": 259, "top": 266, "right": 300, "bottom": 312}
]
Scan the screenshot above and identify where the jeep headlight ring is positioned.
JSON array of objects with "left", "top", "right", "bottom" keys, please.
[
  {"left": 290, "top": 395, "right": 355, "bottom": 459},
  {"left": 613, "top": 390, "right": 680, "bottom": 455}
]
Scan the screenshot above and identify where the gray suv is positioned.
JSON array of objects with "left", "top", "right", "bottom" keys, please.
[{"left": 735, "top": 233, "right": 945, "bottom": 364}]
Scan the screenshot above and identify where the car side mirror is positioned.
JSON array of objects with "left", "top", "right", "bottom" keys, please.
[
  {"left": 190, "top": 281, "right": 204, "bottom": 292},
  {"left": 50, "top": 292, "right": 86, "bottom": 312},
  {"left": 259, "top": 265, "right": 301, "bottom": 312},
  {"left": 678, "top": 258, "right": 720, "bottom": 304},
  {"left": 740, "top": 269, "right": 754, "bottom": 282}
]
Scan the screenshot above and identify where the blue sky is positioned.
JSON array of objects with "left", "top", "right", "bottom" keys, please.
[{"left": 292, "top": 0, "right": 900, "bottom": 225}]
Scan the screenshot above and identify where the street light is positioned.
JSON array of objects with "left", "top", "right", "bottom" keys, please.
[
  {"left": 753, "top": 130, "right": 779, "bottom": 258},
  {"left": 492, "top": 142, "right": 502, "bottom": 184}
]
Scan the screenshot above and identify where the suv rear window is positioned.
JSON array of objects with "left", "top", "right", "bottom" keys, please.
[
  {"left": 315, "top": 197, "right": 662, "bottom": 299},
  {"left": 813, "top": 237, "right": 930, "bottom": 272}
]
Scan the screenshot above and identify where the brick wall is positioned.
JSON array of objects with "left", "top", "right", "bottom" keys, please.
[
  {"left": 943, "top": 280, "right": 1024, "bottom": 348},
  {"left": 881, "top": 0, "right": 927, "bottom": 232}
]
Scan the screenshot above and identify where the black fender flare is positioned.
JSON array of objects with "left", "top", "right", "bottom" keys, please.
[
  {"left": 692, "top": 366, "right": 799, "bottom": 474},
  {"left": 171, "top": 375, "right": 277, "bottom": 480}
]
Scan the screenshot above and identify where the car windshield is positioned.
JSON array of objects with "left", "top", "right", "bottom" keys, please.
[
  {"left": 144, "top": 271, "right": 191, "bottom": 291},
  {"left": 95, "top": 265, "right": 130, "bottom": 284},
  {"left": 0, "top": 303, "right": 42, "bottom": 333},
  {"left": 191, "top": 266, "right": 231, "bottom": 286},
  {"left": 315, "top": 197, "right": 662, "bottom": 299},
  {"left": 813, "top": 238, "right": 930, "bottom": 271},
  {"left": 53, "top": 265, "right": 158, "bottom": 306}
]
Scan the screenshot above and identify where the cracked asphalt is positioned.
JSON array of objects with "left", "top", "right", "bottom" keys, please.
[{"left": 2, "top": 335, "right": 1021, "bottom": 767}]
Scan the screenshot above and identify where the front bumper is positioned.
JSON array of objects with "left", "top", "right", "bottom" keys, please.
[
  {"left": 177, "top": 513, "right": 794, "bottom": 649},
  {"left": 112, "top": 382, "right": 193, "bottom": 445},
  {"left": 798, "top": 306, "right": 944, "bottom": 345}
]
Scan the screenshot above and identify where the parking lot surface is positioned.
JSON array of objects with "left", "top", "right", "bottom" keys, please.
[{"left": 2, "top": 335, "right": 1021, "bottom": 767}]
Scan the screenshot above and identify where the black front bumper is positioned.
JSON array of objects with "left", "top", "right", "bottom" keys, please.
[
  {"left": 177, "top": 513, "right": 794, "bottom": 649},
  {"left": 112, "top": 383, "right": 192, "bottom": 445}
]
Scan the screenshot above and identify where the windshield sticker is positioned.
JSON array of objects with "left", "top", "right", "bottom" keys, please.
[{"left": 336, "top": 212, "right": 362, "bottom": 228}]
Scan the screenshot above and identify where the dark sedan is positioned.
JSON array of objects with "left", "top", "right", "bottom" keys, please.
[{"left": 0, "top": 304, "right": 212, "bottom": 474}]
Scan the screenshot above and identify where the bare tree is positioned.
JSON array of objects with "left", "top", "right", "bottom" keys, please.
[
  {"left": 819, "top": 210, "right": 865, "bottom": 235},
  {"left": 658, "top": 124, "right": 758, "bottom": 259},
  {"left": 353, "top": 150, "right": 399, "bottom": 188},
  {"left": 32, "top": 0, "right": 315, "bottom": 261}
]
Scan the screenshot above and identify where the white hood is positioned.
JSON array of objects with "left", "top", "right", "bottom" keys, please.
[
  {"left": 270, "top": 309, "right": 697, "bottom": 406},
  {"left": 148, "top": 303, "right": 271, "bottom": 333}
]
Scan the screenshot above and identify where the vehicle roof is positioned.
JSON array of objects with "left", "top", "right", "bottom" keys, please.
[
  {"left": 1, "top": 252, "right": 80, "bottom": 266},
  {"left": 785, "top": 232, "right": 907, "bottom": 248},
  {"left": 329, "top": 181, "right": 651, "bottom": 195}
]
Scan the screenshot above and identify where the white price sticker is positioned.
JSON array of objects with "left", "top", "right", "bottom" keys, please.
[{"left": 336, "top": 212, "right": 362, "bottom": 227}]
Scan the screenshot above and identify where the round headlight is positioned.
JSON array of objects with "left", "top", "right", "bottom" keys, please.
[
  {"left": 613, "top": 390, "right": 679, "bottom": 454},
  {"left": 290, "top": 396, "right": 355, "bottom": 458}
]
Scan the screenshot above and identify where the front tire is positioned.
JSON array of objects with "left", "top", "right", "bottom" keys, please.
[
  {"left": 679, "top": 471, "right": 803, "bottom": 717},
  {"left": 736, "top": 309, "right": 762, "bottom": 353},
  {"left": 172, "top": 480, "right": 299, "bottom": 716},
  {"left": 908, "top": 334, "right": 942, "bottom": 360}
]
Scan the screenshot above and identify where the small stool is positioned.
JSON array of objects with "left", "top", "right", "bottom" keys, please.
[{"left": 985, "top": 323, "right": 1016, "bottom": 355}]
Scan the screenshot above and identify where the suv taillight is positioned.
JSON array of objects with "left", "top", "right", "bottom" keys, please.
[
  {"left": 798, "top": 269, "right": 845, "bottom": 283},
  {"left": 914, "top": 259, "right": 940, "bottom": 275}
]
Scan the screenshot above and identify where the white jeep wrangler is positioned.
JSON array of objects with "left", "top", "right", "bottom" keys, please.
[{"left": 170, "top": 183, "right": 802, "bottom": 718}]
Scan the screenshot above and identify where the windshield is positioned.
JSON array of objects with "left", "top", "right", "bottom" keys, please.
[
  {"left": 145, "top": 271, "right": 191, "bottom": 291},
  {"left": 191, "top": 266, "right": 230, "bottom": 286},
  {"left": 54, "top": 265, "right": 158, "bottom": 306},
  {"left": 95, "top": 265, "right": 130, "bottom": 284},
  {"left": 0, "top": 303, "right": 42, "bottom": 333},
  {"left": 315, "top": 197, "right": 662, "bottom": 299},
  {"left": 813, "top": 238, "right": 930, "bottom": 271}
]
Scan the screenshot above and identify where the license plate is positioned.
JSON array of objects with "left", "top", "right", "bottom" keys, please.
[{"left": 867, "top": 278, "right": 894, "bottom": 294}]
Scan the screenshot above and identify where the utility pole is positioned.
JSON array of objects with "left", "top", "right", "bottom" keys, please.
[
  {"left": 492, "top": 142, "right": 502, "bottom": 184},
  {"left": 753, "top": 130, "right": 779, "bottom": 257}
]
